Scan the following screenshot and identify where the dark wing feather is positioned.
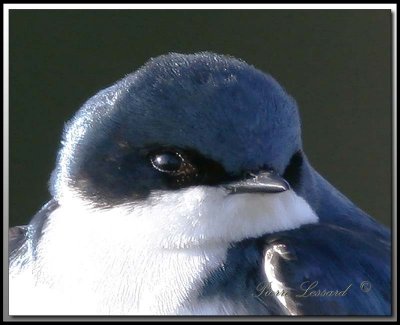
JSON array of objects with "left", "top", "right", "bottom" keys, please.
[
  {"left": 8, "top": 226, "right": 29, "bottom": 257},
  {"left": 9, "top": 199, "right": 59, "bottom": 262},
  {"left": 261, "top": 222, "right": 391, "bottom": 315}
]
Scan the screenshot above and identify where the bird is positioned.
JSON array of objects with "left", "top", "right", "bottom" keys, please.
[{"left": 9, "top": 52, "right": 391, "bottom": 316}]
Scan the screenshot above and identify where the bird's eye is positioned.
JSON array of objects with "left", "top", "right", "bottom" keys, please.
[{"left": 150, "top": 151, "right": 184, "bottom": 173}]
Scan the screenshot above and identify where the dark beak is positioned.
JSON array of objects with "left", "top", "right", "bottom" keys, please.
[{"left": 223, "top": 171, "right": 290, "bottom": 194}]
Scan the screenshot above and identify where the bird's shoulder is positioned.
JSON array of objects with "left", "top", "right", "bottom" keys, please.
[
  {"left": 9, "top": 199, "right": 59, "bottom": 261},
  {"left": 8, "top": 226, "right": 29, "bottom": 257},
  {"left": 259, "top": 221, "right": 391, "bottom": 315},
  {"left": 198, "top": 219, "right": 390, "bottom": 315}
]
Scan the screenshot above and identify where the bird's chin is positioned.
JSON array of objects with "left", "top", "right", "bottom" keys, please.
[{"left": 53, "top": 185, "right": 318, "bottom": 250}]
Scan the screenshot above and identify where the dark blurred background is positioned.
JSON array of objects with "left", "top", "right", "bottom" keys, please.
[{"left": 9, "top": 10, "right": 392, "bottom": 227}]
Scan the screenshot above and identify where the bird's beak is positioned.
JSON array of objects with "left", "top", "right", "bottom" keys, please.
[{"left": 223, "top": 171, "right": 290, "bottom": 194}]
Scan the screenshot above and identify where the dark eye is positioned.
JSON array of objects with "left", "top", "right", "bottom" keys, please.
[{"left": 150, "top": 151, "right": 184, "bottom": 173}]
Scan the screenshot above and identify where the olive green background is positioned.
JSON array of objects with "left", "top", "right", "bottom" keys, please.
[{"left": 9, "top": 10, "right": 392, "bottom": 227}]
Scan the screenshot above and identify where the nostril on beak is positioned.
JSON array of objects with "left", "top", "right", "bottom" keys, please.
[
  {"left": 245, "top": 168, "right": 274, "bottom": 179},
  {"left": 245, "top": 172, "right": 257, "bottom": 179}
]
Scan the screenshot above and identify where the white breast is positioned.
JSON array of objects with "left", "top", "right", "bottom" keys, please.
[{"left": 9, "top": 186, "right": 318, "bottom": 315}]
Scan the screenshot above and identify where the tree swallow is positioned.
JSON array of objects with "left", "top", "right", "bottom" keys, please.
[{"left": 9, "top": 52, "right": 391, "bottom": 316}]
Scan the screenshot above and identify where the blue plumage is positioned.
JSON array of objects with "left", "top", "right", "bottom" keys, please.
[
  {"left": 9, "top": 52, "right": 391, "bottom": 316},
  {"left": 199, "top": 223, "right": 390, "bottom": 315}
]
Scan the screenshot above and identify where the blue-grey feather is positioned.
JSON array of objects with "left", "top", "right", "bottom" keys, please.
[{"left": 38, "top": 52, "right": 390, "bottom": 315}]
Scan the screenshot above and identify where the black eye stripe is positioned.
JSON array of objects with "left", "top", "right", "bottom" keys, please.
[
  {"left": 147, "top": 147, "right": 234, "bottom": 188},
  {"left": 283, "top": 150, "right": 303, "bottom": 190}
]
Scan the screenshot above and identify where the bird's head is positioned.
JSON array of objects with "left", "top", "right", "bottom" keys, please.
[{"left": 50, "top": 52, "right": 317, "bottom": 248}]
